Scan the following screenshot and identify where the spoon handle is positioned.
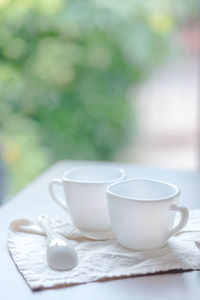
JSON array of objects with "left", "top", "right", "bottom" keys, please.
[{"left": 37, "top": 214, "right": 57, "bottom": 241}]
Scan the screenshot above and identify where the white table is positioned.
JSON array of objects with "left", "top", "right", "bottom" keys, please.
[{"left": 1, "top": 160, "right": 200, "bottom": 299}]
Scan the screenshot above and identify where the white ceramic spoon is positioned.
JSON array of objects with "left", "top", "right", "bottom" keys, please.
[{"left": 37, "top": 214, "right": 78, "bottom": 271}]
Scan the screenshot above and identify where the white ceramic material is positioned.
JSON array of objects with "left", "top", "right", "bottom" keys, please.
[
  {"left": 37, "top": 214, "right": 77, "bottom": 271},
  {"left": 49, "top": 166, "right": 125, "bottom": 231},
  {"left": 107, "top": 178, "right": 189, "bottom": 251}
]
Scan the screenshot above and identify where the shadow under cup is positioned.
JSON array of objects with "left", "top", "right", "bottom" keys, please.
[{"left": 106, "top": 179, "right": 189, "bottom": 251}]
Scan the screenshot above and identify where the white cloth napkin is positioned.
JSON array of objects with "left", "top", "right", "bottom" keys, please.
[{"left": 8, "top": 209, "right": 200, "bottom": 291}]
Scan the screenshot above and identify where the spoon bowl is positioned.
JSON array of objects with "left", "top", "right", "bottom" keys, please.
[
  {"left": 38, "top": 214, "right": 78, "bottom": 271},
  {"left": 47, "top": 236, "right": 77, "bottom": 271}
]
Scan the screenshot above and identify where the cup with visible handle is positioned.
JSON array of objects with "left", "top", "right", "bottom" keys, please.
[
  {"left": 49, "top": 166, "right": 126, "bottom": 231},
  {"left": 106, "top": 178, "right": 189, "bottom": 250}
]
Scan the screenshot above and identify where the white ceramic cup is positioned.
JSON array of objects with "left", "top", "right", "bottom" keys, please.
[
  {"left": 49, "top": 166, "right": 125, "bottom": 231},
  {"left": 106, "top": 178, "right": 189, "bottom": 250}
]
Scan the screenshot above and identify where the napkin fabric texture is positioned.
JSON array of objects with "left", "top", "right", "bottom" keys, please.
[{"left": 8, "top": 209, "right": 200, "bottom": 291}]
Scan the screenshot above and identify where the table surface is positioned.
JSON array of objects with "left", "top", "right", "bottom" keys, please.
[{"left": 1, "top": 160, "right": 200, "bottom": 299}]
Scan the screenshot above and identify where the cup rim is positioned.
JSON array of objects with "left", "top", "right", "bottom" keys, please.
[
  {"left": 107, "top": 178, "right": 180, "bottom": 202},
  {"left": 62, "top": 166, "right": 126, "bottom": 184}
]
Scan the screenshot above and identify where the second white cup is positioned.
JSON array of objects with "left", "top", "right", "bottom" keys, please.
[{"left": 107, "top": 178, "right": 189, "bottom": 250}]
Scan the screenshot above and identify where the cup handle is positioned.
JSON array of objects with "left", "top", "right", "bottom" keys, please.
[
  {"left": 167, "top": 204, "right": 189, "bottom": 239},
  {"left": 49, "top": 179, "right": 68, "bottom": 211}
]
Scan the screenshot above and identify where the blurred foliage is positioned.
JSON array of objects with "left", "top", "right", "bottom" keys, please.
[{"left": 0, "top": 0, "right": 196, "bottom": 193}]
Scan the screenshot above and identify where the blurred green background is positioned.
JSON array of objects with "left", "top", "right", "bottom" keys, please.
[{"left": 0, "top": 0, "right": 198, "bottom": 196}]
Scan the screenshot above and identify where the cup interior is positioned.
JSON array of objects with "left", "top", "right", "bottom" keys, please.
[
  {"left": 107, "top": 179, "right": 179, "bottom": 201},
  {"left": 64, "top": 166, "right": 125, "bottom": 184}
]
